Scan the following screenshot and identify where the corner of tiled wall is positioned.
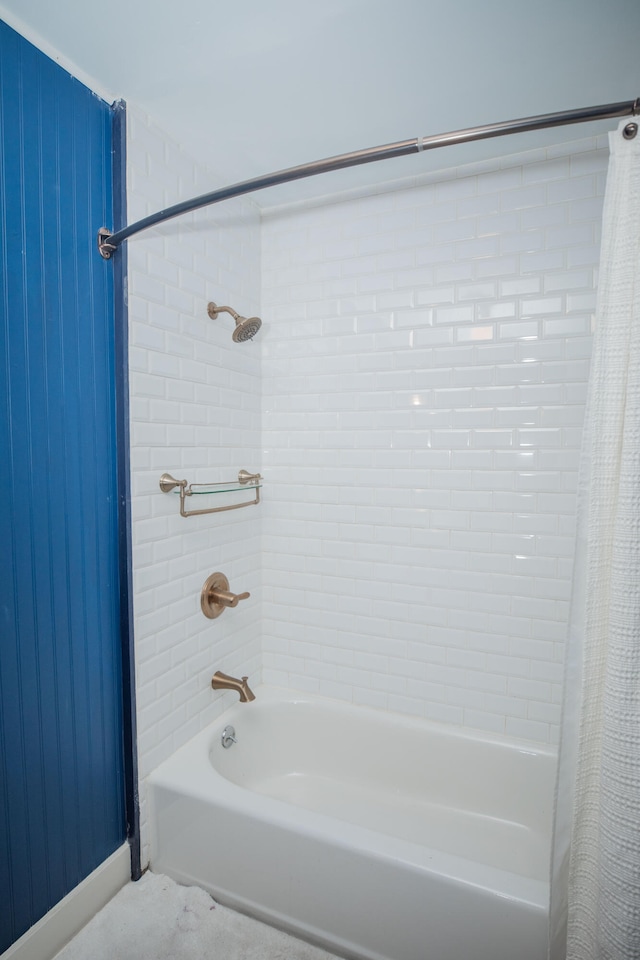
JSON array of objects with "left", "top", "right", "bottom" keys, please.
[
  {"left": 260, "top": 135, "right": 608, "bottom": 746},
  {"left": 127, "top": 104, "right": 262, "bottom": 866}
]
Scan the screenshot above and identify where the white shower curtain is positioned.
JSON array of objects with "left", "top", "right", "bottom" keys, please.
[{"left": 549, "top": 119, "right": 640, "bottom": 960}]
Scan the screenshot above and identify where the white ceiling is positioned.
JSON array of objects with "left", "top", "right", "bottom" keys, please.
[{"left": 2, "top": 0, "right": 640, "bottom": 208}]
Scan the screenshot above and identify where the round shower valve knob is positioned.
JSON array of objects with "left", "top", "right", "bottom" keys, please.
[{"left": 201, "top": 572, "right": 250, "bottom": 619}]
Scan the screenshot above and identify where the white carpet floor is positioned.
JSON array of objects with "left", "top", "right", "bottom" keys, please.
[{"left": 53, "top": 872, "right": 342, "bottom": 960}]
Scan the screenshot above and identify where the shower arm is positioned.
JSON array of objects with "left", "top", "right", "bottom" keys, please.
[
  {"left": 208, "top": 303, "right": 240, "bottom": 321},
  {"left": 97, "top": 97, "right": 640, "bottom": 259}
]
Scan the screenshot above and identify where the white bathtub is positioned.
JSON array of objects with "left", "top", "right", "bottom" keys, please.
[{"left": 148, "top": 687, "right": 555, "bottom": 960}]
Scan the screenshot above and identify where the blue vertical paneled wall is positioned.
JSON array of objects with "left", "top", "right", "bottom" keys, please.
[{"left": 0, "top": 20, "right": 130, "bottom": 952}]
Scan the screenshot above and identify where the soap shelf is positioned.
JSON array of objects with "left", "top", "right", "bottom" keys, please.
[{"left": 160, "top": 469, "right": 262, "bottom": 518}]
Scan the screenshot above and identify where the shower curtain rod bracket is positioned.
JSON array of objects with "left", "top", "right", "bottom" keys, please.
[
  {"left": 97, "top": 97, "right": 639, "bottom": 257},
  {"left": 98, "top": 226, "right": 116, "bottom": 260}
]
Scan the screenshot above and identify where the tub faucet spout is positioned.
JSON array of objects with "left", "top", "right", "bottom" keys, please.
[{"left": 211, "top": 670, "right": 256, "bottom": 703}]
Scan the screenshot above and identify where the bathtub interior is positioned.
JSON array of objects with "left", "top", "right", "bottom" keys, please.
[
  {"left": 208, "top": 690, "right": 555, "bottom": 881},
  {"left": 148, "top": 689, "right": 556, "bottom": 960}
]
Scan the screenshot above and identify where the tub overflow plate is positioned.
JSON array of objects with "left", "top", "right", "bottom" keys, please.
[{"left": 221, "top": 725, "right": 237, "bottom": 749}]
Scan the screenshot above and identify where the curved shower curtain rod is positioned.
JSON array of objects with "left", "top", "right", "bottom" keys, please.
[{"left": 98, "top": 97, "right": 639, "bottom": 259}]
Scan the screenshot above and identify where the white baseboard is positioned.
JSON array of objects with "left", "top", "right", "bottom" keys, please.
[{"left": 1, "top": 843, "right": 131, "bottom": 960}]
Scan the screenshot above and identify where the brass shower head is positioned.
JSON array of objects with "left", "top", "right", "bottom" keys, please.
[{"left": 207, "top": 301, "right": 262, "bottom": 342}]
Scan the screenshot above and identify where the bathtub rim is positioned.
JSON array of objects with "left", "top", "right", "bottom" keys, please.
[{"left": 180, "top": 683, "right": 557, "bottom": 759}]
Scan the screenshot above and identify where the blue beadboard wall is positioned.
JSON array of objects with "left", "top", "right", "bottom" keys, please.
[{"left": 0, "top": 20, "right": 126, "bottom": 952}]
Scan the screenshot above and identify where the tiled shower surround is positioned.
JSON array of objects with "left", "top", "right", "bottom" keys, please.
[
  {"left": 127, "top": 106, "right": 262, "bottom": 862},
  {"left": 128, "top": 102, "right": 607, "bottom": 861},
  {"left": 260, "top": 139, "right": 607, "bottom": 743}
]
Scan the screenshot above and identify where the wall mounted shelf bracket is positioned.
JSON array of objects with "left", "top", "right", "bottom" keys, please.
[{"left": 160, "top": 469, "right": 262, "bottom": 518}]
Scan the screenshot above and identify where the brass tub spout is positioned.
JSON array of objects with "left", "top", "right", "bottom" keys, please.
[{"left": 211, "top": 670, "right": 255, "bottom": 703}]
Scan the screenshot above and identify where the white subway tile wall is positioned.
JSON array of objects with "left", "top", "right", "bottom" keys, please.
[
  {"left": 261, "top": 137, "right": 608, "bottom": 743},
  {"left": 128, "top": 115, "right": 608, "bottom": 862},
  {"left": 127, "top": 106, "right": 262, "bottom": 864}
]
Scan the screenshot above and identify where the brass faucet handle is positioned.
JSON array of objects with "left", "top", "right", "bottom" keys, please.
[
  {"left": 214, "top": 589, "right": 250, "bottom": 608},
  {"left": 201, "top": 572, "right": 250, "bottom": 618}
]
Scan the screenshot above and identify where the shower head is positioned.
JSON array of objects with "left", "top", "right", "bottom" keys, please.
[
  {"left": 232, "top": 314, "right": 262, "bottom": 343},
  {"left": 207, "top": 301, "right": 262, "bottom": 343}
]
